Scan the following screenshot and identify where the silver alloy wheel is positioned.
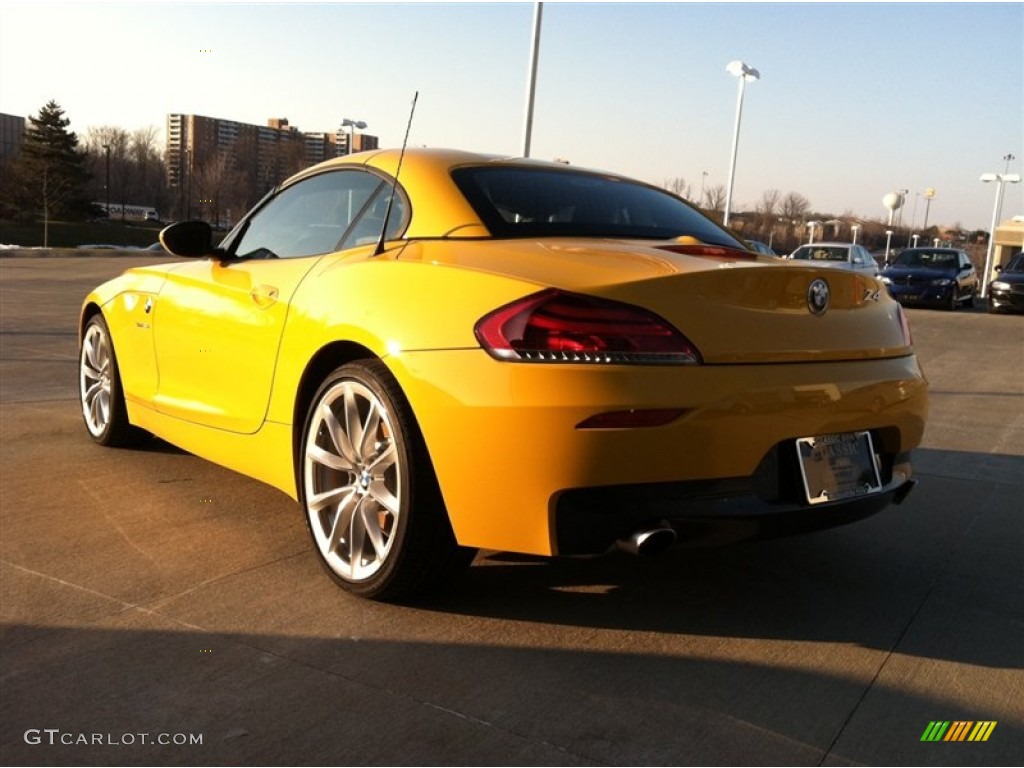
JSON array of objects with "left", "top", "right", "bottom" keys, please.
[
  {"left": 80, "top": 321, "right": 113, "bottom": 438},
  {"left": 304, "top": 379, "right": 401, "bottom": 582}
]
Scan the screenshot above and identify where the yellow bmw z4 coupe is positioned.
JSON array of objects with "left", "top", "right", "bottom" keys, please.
[{"left": 79, "top": 148, "right": 928, "bottom": 600}]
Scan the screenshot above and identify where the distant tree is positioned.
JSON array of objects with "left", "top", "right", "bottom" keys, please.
[
  {"left": 753, "top": 189, "right": 782, "bottom": 241},
  {"left": 780, "top": 191, "right": 811, "bottom": 220},
  {"left": 662, "top": 176, "right": 692, "bottom": 201},
  {"left": 84, "top": 124, "right": 170, "bottom": 219},
  {"left": 0, "top": 154, "right": 18, "bottom": 218},
  {"left": 7, "top": 101, "right": 92, "bottom": 242},
  {"left": 130, "top": 125, "right": 165, "bottom": 210},
  {"left": 84, "top": 126, "right": 131, "bottom": 218},
  {"left": 192, "top": 148, "right": 233, "bottom": 226},
  {"left": 703, "top": 184, "right": 726, "bottom": 213},
  {"left": 756, "top": 189, "right": 781, "bottom": 218}
]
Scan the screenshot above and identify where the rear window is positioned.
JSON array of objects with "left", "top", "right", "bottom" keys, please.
[
  {"left": 451, "top": 166, "right": 743, "bottom": 247},
  {"left": 894, "top": 250, "right": 958, "bottom": 268},
  {"left": 791, "top": 245, "right": 849, "bottom": 262}
]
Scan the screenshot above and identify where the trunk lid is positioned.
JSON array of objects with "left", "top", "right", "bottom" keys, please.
[{"left": 410, "top": 238, "right": 911, "bottom": 364}]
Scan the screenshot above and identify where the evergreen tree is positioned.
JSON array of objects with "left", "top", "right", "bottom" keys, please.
[{"left": 12, "top": 101, "right": 92, "bottom": 223}]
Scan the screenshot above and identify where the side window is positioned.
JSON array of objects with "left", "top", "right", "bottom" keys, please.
[
  {"left": 232, "top": 170, "right": 383, "bottom": 259},
  {"left": 339, "top": 187, "right": 409, "bottom": 250}
]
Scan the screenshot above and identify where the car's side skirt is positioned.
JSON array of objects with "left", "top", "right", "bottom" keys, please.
[{"left": 126, "top": 399, "right": 298, "bottom": 501}]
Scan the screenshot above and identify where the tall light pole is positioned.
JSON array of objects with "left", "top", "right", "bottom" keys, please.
[
  {"left": 807, "top": 220, "right": 820, "bottom": 244},
  {"left": 906, "top": 191, "right": 920, "bottom": 247},
  {"left": 521, "top": 2, "right": 543, "bottom": 157},
  {"left": 895, "top": 188, "right": 908, "bottom": 231},
  {"left": 980, "top": 172, "right": 1022, "bottom": 297},
  {"left": 884, "top": 230, "right": 894, "bottom": 264},
  {"left": 723, "top": 60, "right": 759, "bottom": 227},
  {"left": 922, "top": 188, "right": 936, "bottom": 232},
  {"left": 851, "top": 224, "right": 861, "bottom": 244},
  {"left": 102, "top": 144, "right": 111, "bottom": 218},
  {"left": 341, "top": 118, "right": 367, "bottom": 155},
  {"left": 186, "top": 147, "right": 192, "bottom": 219}
]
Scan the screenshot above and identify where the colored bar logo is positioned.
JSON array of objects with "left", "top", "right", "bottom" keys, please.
[{"left": 921, "top": 721, "right": 997, "bottom": 742}]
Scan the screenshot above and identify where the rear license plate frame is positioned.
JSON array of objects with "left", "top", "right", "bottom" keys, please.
[{"left": 796, "top": 431, "right": 882, "bottom": 505}]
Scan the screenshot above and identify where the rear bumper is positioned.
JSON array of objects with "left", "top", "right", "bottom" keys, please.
[
  {"left": 390, "top": 350, "right": 928, "bottom": 556},
  {"left": 554, "top": 445, "right": 915, "bottom": 554},
  {"left": 886, "top": 283, "right": 953, "bottom": 306}
]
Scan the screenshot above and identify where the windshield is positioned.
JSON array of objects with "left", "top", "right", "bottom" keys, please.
[
  {"left": 1003, "top": 254, "right": 1024, "bottom": 273},
  {"left": 893, "top": 250, "right": 958, "bottom": 269},
  {"left": 451, "top": 166, "right": 744, "bottom": 247},
  {"left": 790, "top": 245, "right": 849, "bottom": 262}
]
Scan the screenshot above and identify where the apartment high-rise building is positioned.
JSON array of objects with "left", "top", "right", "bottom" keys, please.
[
  {"left": 0, "top": 113, "right": 26, "bottom": 160},
  {"left": 166, "top": 113, "right": 379, "bottom": 195}
]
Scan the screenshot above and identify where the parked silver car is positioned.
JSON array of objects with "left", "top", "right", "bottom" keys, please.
[{"left": 788, "top": 242, "right": 880, "bottom": 275}]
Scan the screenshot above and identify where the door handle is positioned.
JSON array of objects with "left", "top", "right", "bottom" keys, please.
[{"left": 250, "top": 284, "right": 279, "bottom": 309}]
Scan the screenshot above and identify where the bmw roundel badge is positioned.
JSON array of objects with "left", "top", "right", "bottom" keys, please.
[{"left": 807, "top": 278, "right": 830, "bottom": 316}]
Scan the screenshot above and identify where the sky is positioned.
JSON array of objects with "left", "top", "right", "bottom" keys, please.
[{"left": 1, "top": 1, "right": 1021, "bottom": 231}]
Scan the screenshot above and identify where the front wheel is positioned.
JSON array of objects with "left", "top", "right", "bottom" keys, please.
[
  {"left": 79, "top": 314, "right": 142, "bottom": 447},
  {"left": 299, "top": 360, "right": 474, "bottom": 600},
  {"left": 946, "top": 288, "right": 959, "bottom": 311}
]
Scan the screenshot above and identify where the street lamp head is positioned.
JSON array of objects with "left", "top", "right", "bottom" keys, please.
[
  {"left": 726, "top": 60, "right": 760, "bottom": 81},
  {"left": 341, "top": 118, "right": 367, "bottom": 129},
  {"left": 981, "top": 173, "right": 1022, "bottom": 184}
]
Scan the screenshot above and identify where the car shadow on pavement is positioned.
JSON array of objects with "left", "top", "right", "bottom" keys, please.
[
  {"left": 411, "top": 447, "right": 1022, "bottom": 672},
  {"left": 1, "top": 621, "right": 1020, "bottom": 767}
]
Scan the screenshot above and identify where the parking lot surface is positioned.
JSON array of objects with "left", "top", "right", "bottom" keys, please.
[{"left": 1, "top": 253, "right": 1022, "bottom": 766}]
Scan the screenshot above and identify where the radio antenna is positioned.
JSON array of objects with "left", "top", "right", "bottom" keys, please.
[{"left": 372, "top": 90, "right": 418, "bottom": 257}]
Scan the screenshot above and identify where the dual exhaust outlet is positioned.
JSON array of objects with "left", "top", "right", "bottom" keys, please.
[{"left": 617, "top": 523, "right": 676, "bottom": 556}]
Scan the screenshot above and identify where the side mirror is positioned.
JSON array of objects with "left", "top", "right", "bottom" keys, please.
[
  {"left": 159, "top": 221, "right": 216, "bottom": 258},
  {"left": 994, "top": 264, "right": 1003, "bottom": 273}
]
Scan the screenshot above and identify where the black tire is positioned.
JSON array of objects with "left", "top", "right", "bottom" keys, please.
[
  {"left": 946, "top": 288, "right": 958, "bottom": 311},
  {"left": 79, "top": 314, "right": 142, "bottom": 447},
  {"left": 299, "top": 360, "right": 475, "bottom": 601}
]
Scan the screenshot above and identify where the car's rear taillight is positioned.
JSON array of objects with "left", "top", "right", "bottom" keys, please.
[{"left": 474, "top": 289, "right": 701, "bottom": 364}]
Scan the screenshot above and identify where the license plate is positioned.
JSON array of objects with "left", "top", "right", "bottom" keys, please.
[{"left": 796, "top": 432, "right": 882, "bottom": 505}]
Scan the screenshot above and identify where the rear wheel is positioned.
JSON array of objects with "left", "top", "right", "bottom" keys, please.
[
  {"left": 299, "top": 360, "right": 474, "bottom": 600},
  {"left": 79, "top": 315, "right": 141, "bottom": 447}
]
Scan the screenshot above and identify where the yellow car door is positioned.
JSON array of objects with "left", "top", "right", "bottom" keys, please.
[
  {"left": 152, "top": 168, "right": 389, "bottom": 433},
  {"left": 152, "top": 257, "right": 321, "bottom": 433}
]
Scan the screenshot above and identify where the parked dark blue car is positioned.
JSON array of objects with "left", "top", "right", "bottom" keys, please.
[
  {"left": 880, "top": 247, "right": 978, "bottom": 311},
  {"left": 988, "top": 253, "right": 1024, "bottom": 313}
]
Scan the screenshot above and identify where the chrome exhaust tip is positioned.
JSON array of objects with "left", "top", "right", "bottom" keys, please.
[{"left": 618, "top": 525, "right": 676, "bottom": 556}]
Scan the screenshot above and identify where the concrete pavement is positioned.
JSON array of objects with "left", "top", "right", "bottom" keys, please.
[{"left": 1, "top": 253, "right": 1021, "bottom": 765}]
